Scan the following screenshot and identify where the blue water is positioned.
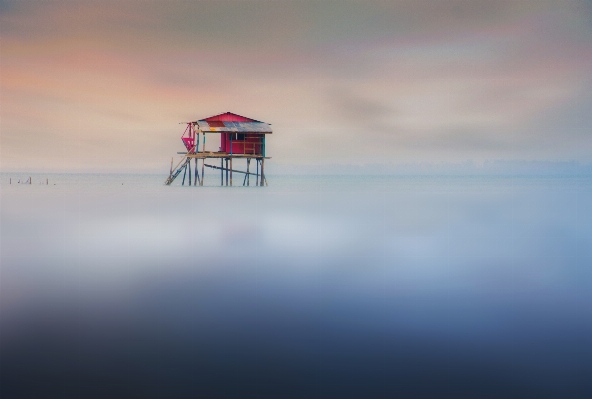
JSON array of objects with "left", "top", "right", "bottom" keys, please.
[{"left": 1, "top": 173, "right": 591, "bottom": 398}]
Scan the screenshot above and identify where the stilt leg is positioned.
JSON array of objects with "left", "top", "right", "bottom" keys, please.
[
  {"left": 230, "top": 158, "right": 233, "bottom": 186},
  {"left": 188, "top": 159, "right": 192, "bottom": 186},
  {"left": 194, "top": 158, "right": 198, "bottom": 186},
  {"left": 256, "top": 159, "right": 259, "bottom": 186},
  {"left": 226, "top": 159, "right": 229, "bottom": 186},
  {"left": 221, "top": 159, "right": 223, "bottom": 186},
  {"left": 201, "top": 159, "right": 205, "bottom": 186},
  {"left": 247, "top": 158, "right": 251, "bottom": 186},
  {"left": 182, "top": 162, "right": 187, "bottom": 185}
]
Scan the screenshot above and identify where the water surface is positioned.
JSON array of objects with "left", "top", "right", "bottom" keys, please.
[{"left": 1, "top": 173, "right": 591, "bottom": 398}]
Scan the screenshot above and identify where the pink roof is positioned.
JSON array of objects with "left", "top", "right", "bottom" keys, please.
[{"left": 200, "top": 112, "right": 261, "bottom": 123}]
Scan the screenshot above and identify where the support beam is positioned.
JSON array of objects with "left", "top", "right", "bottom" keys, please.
[
  {"left": 230, "top": 158, "right": 233, "bottom": 186},
  {"left": 203, "top": 163, "right": 258, "bottom": 176}
]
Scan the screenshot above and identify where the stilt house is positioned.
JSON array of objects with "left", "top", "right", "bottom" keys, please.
[{"left": 165, "top": 112, "right": 272, "bottom": 186}]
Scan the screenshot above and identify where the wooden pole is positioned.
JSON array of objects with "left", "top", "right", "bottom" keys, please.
[
  {"left": 170, "top": 157, "right": 174, "bottom": 175},
  {"left": 201, "top": 158, "right": 205, "bottom": 186},
  {"left": 220, "top": 159, "right": 223, "bottom": 186},
  {"left": 193, "top": 158, "right": 197, "bottom": 186},
  {"left": 182, "top": 163, "right": 187, "bottom": 185},
  {"left": 247, "top": 159, "right": 250, "bottom": 186},
  {"left": 226, "top": 159, "right": 229, "bottom": 186},
  {"left": 256, "top": 159, "right": 259, "bottom": 186},
  {"left": 230, "top": 158, "right": 233, "bottom": 186},
  {"left": 188, "top": 159, "right": 192, "bottom": 186},
  {"left": 260, "top": 159, "right": 264, "bottom": 186}
]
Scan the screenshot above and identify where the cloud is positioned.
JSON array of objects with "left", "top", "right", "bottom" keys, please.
[{"left": 1, "top": 0, "right": 591, "bottom": 171}]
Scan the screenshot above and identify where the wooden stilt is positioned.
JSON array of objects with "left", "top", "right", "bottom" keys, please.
[
  {"left": 230, "top": 158, "right": 233, "bottom": 186},
  {"left": 182, "top": 163, "right": 187, "bottom": 185},
  {"left": 220, "top": 159, "right": 223, "bottom": 186},
  {"left": 194, "top": 158, "right": 198, "bottom": 186},
  {"left": 256, "top": 159, "right": 259, "bottom": 186},
  {"left": 188, "top": 159, "right": 192, "bottom": 186},
  {"left": 247, "top": 159, "right": 250, "bottom": 186},
  {"left": 226, "top": 159, "right": 229, "bottom": 186},
  {"left": 260, "top": 159, "right": 264, "bottom": 186},
  {"left": 201, "top": 159, "right": 205, "bottom": 186}
]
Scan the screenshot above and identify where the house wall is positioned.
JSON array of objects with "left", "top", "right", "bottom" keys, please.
[{"left": 220, "top": 133, "right": 264, "bottom": 155}]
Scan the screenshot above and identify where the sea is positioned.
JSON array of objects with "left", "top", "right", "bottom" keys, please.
[{"left": 1, "top": 173, "right": 591, "bottom": 398}]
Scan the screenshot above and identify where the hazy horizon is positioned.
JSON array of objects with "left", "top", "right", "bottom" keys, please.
[{"left": 2, "top": 159, "right": 592, "bottom": 176}]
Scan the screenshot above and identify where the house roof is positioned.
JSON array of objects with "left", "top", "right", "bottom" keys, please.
[
  {"left": 201, "top": 112, "right": 260, "bottom": 123},
  {"left": 195, "top": 112, "right": 272, "bottom": 134}
]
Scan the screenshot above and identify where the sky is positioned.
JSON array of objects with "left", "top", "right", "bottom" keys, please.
[{"left": 1, "top": 0, "right": 591, "bottom": 173}]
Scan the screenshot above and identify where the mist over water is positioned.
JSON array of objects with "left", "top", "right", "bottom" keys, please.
[{"left": 1, "top": 173, "right": 591, "bottom": 398}]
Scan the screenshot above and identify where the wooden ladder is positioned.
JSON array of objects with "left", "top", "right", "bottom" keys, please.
[{"left": 164, "top": 144, "right": 196, "bottom": 185}]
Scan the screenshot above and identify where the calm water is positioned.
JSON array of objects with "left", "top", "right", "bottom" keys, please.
[{"left": 1, "top": 173, "right": 591, "bottom": 398}]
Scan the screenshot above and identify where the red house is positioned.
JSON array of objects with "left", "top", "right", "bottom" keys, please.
[
  {"left": 166, "top": 112, "right": 271, "bottom": 187},
  {"left": 181, "top": 112, "right": 271, "bottom": 157}
]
